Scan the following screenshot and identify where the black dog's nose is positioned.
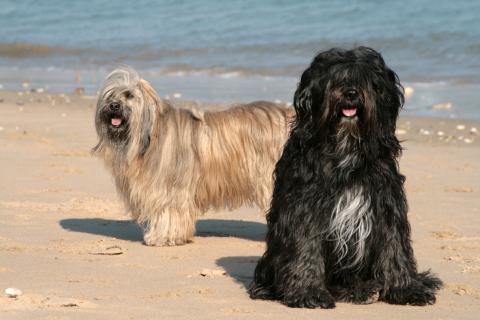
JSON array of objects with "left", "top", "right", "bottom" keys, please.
[
  {"left": 109, "top": 102, "right": 121, "bottom": 110},
  {"left": 345, "top": 89, "right": 359, "bottom": 100}
]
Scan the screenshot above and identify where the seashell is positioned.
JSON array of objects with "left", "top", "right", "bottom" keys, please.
[
  {"left": 404, "top": 86, "right": 414, "bottom": 99},
  {"left": 419, "top": 128, "right": 431, "bottom": 135},
  {"left": 5, "top": 287, "right": 22, "bottom": 298}
]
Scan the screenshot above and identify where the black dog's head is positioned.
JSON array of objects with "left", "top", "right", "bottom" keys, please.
[{"left": 293, "top": 47, "right": 404, "bottom": 143}]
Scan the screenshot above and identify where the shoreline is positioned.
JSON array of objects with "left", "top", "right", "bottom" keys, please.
[
  {"left": 0, "top": 66, "right": 479, "bottom": 121},
  {"left": 0, "top": 88, "right": 478, "bottom": 147}
]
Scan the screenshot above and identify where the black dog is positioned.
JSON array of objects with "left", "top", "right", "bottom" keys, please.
[{"left": 249, "top": 47, "right": 442, "bottom": 308}]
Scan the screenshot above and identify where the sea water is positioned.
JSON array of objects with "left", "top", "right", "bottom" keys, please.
[{"left": 0, "top": 0, "right": 479, "bottom": 119}]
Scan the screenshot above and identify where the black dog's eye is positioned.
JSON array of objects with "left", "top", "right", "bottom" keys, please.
[{"left": 371, "top": 81, "right": 381, "bottom": 93}]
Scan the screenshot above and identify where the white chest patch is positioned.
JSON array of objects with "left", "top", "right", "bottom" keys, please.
[{"left": 327, "top": 187, "right": 372, "bottom": 269}]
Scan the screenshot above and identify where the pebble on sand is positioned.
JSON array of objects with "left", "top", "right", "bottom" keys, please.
[
  {"left": 419, "top": 128, "right": 431, "bottom": 135},
  {"left": 437, "top": 131, "right": 445, "bottom": 137},
  {"left": 456, "top": 124, "right": 466, "bottom": 131},
  {"left": 464, "top": 138, "right": 474, "bottom": 144},
  {"left": 432, "top": 102, "right": 452, "bottom": 110},
  {"left": 470, "top": 127, "right": 478, "bottom": 135},
  {"left": 74, "top": 87, "right": 85, "bottom": 96},
  {"left": 395, "top": 129, "right": 407, "bottom": 135},
  {"left": 5, "top": 287, "right": 22, "bottom": 298},
  {"left": 199, "top": 268, "right": 226, "bottom": 278}
]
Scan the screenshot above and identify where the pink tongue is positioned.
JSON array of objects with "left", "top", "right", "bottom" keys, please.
[
  {"left": 342, "top": 108, "right": 357, "bottom": 117},
  {"left": 111, "top": 118, "right": 122, "bottom": 126}
]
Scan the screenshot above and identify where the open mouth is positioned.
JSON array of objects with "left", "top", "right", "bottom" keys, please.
[
  {"left": 341, "top": 107, "right": 357, "bottom": 118},
  {"left": 110, "top": 117, "right": 123, "bottom": 127},
  {"left": 105, "top": 111, "right": 127, "bottom": 129}
]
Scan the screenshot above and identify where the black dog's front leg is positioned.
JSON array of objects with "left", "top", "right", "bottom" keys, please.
[
  {"left": 250, "top": 189, "right": 336, "bottom": 309},
  {"left": 374, "top": 191, "right": 442, "bottom": 305},
  {"left": 278, "top": 237, "right": 335, "bottom": 309}
]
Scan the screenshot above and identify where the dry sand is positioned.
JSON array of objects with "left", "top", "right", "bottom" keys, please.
[{"left": 0, "top": 90, "right": 479, "bottom": 319}]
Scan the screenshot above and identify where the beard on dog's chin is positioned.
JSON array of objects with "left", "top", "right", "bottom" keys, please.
[
  {"left": 101, "top": 102, "right": 131, "bottom": 140},
  {"left": 320, "top": 86, "right": 371, "bottom": 139}
]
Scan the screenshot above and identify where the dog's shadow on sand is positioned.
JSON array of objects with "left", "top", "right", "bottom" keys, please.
[
  {"left": 59, "top": 218, "right": 266, "bottom": 243},
  {"left": 60, "top": 218, "right": 261, "bottom": 289},
  {"left": 59, "top": 218, "right": 144, "bottom": 242},
  {"left": 216, "top": 256, "right": 260, "bottom": 289},
  {"left": 196, "top": 219, "right": 266, "bottom": 242}
]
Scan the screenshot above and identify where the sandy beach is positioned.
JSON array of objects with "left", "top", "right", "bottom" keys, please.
[{"left": 0, "top": 89, "right": 479, "bottom": 319}]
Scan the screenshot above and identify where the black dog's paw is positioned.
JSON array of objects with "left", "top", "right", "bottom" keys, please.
[
  {"left": 383, "top": 272, "right": 442, "bottom": 306},
  {"left": 283, "top": 290, "right": 336, "bottom": 309},
  {"left": 331, "top": 280, "right": 381, "bottom": 305},
  {"left": 351, "top": 283, "right": 381, "bottom": 305},
  {"left": 383, "top": 286, "right": 436, "bottom": 306},
  {"left": 249, "top": 282, "right": 274, "bottom": 300}
]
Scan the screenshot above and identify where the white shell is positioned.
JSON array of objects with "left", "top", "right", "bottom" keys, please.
[
  {"left": 5, "top": 287, "right": 22, "bottom": 297},
  {"left": 404, "top": 86, "right": 414, "bottom": 99}
]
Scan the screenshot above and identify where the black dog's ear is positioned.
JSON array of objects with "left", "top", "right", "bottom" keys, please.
[
  {"left": 293, "top": 68, "right": 313, "bottom": 123},
  {"left": 387, "top": 68, "right": 405, "bottom": 109}
]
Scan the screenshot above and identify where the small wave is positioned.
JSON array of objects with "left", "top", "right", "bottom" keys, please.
[
  {"left": 153, "top": 64, "right": 301, "bottom": 78},
  {"left": 0, "top": 42, "right": 83, "bottom": 58}
]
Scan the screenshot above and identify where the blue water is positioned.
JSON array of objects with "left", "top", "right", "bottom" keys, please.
[{"left": 0, "top": 0, "right": 479, "bottom": 119}]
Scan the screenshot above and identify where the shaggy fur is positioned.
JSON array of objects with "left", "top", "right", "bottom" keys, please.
[
  {"left": 249, "top": 47, "right": 442, "bottom": 308},
  {"left": 93, "top": 67, "right": 293, "bottom": 246}
]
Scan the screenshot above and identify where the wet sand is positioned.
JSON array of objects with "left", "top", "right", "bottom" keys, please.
[{"left": 0, "top": 90, "right": 479, "bottom": 319}]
